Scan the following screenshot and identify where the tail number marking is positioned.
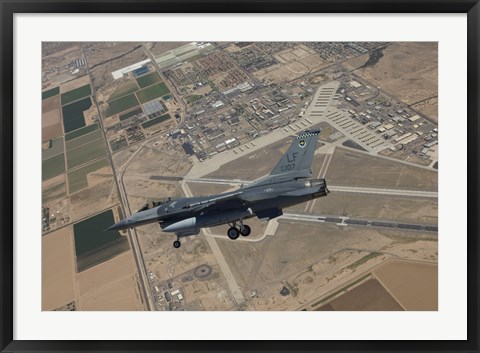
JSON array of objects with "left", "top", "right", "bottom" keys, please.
[{"left": 280, "top": 163, "right": 295, "bottom": 172}]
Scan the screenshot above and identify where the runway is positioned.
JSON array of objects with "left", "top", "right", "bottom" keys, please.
[{"left": 282, "top": 213, "right": 438, "bottom": 234}]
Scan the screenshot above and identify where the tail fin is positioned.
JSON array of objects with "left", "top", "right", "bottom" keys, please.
[{"left": 270, "top": 130, "right": 321, "bottom": 176}]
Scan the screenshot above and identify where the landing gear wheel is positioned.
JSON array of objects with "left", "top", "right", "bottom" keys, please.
[
  {"left": 173, "top": 240, "right": 181, "bottom": 248},
  {"left": 239, "top": 224, "right": 251, "bottom": 237},
  {"left": 227, "top": 227, "right": 240, "bottom": 240}
]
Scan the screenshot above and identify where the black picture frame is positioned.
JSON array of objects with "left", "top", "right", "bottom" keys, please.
[{"left": 1, "top": 1, "right": 478, "bottom": 352}]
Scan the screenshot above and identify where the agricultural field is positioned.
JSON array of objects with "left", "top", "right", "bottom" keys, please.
[
  {"left": 61, "top": 84, "right": 92, "bottom": 106},
  {"left": 73, "top": 209, "right": 130, "bottom": 272},
  {"left": 66, "top": 130, "right": 103, "bottom": 150},
  {"left": 141, "top": 114, "right": 171, "bottom": 129},
  {"left": 316, "top": 278, "right": 404, "bottom": 311},
  {"left": 42, "top": 174, "right": 67, "bottom": 204},
  {"left": 42, "top": 226, "right": 76, "bottom": 310},
  {"left": 42, "top": 153, "right": 66, "bottom": 181},
  {"left": 136, "top": 82, "right": 170, "bottom": 104},
  {"left": 42, "top": 86, "right": 60, "bottom": 100},
  {"left": 373, "top": 260, "right": 437, "bottom": 310},
  {"left": 42, "top": 137, "right": 64, "bottom": 160},
  {"left": 104, "top": 93, "right": 139, "bottom": 117},
  {"left": 65, "top": 123, "right": 98, "bottom": 141},
  {"left": 119, "top": 107, "right": 143, "bottom": 121},
  {"left": 62, "top": 97, "right": 92, "bottom": 133},
  {"left": 109, "top": 80, "right": 139, "bottom": 101},
  {"left": 66, "top": 138, "right": 107, "bottom": 169},
  {"left": 42, "top": 95, "right": 62, "bottom": 142},
  {"left": 136, "top": 72, "right": 161, "bottom": 88},
  {"left": 67, "top": 158, "right": 109, "bottom": 193}
]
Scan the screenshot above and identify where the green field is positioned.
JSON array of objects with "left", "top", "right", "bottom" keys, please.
[
  {"left": 42, "top": 153, "right": 66, "bottom": 181},
  {"left": 135, "top": 82, "right": 170, "bottom": 104},
  {"left": 66, "top": 139, "right": 107, "bottom": 169},
  {"left": 67, "top": 158, "right": 109, "bottom": 193},
  {"left": 136, "top": 72, "right": 161, "bottom": 89},
  {"left": 141, "top": 114, "right": 171, "bottom": 129},
  {"left": 185, "top": 94, "right": 203, "bottom": 104},
  {"left": 42, "top": 137, "right": 64, "bottom": 161},
  {"left": 119, "top": 107, "right": 143, "bottom": 121},
  {"left": 65, "top": 123, "right": 98, "bottom": 141},
  {"left": 73, "top": 209, "right": 129, "bottom": 272},
  {"left": 104, "top": 94, "right": 139, "bottom": 117},
  {"left": 42, "top": 87, "right": 60, "bottom": 100},
  {"left": 62, "top": 97, "right": 92, "bottom": 133},
  {"left": 61, "top": 84, "right": 92, "bottom": 106},
  {"left": 109, "top": 80, "right": 139, "bottom": 101},
  {"left": 66, "top": 130, "right": 103, "bottom": 150}
]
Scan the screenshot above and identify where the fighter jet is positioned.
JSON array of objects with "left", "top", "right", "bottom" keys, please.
[{"left": 108, "top": 130, "right": 329, "bottom": 248}]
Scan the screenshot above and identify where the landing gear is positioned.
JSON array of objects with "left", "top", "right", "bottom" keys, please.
[
  {"left": 239, "top": 224, "right": 251, "bottom": 237},
  {"left": 227, "top": 227, "right": 240, "bottom": 240},
  {"left": 227, "top": 220, "right": 251, "bottom": 240},
  {"left": 173, "top": 240, "right": 181, "bottom": 248}
]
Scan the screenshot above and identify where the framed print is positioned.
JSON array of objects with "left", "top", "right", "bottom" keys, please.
[{"left": 1, "top": 1, "right": 479, "bottom": 352}]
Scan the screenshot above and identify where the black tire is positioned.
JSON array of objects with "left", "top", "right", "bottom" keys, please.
[
  {"left": 240, "top": 224, "right": 251, "bottom": 237},
  {"left": 173, "top": 240, "right": 181, "bottom": 248},
  {"left": 227, "top": 227, "right": 240, "bottom": 240}
]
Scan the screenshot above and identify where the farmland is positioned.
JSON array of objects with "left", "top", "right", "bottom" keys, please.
[
  {"left": 67, "top": 158, "right": 109, "bottom": 193},
  {"left": 61, "top": 84, "right": 92, "bottom": 106},
  {"left": 73, "top": 209, "right": 129, "bottom": 272},
  {"left": 141, "top": 113, "right": 171, "bottom": 129},
  {"left": 66, "top": 139, "right": 107, "bottom": 169},
  {"left": 62, "top": 97, "right": 92, "bottom": 133},
  {"left": 42, "top": 137, "right": 64, "bottom": 160},
  {"left": 42, "top": 86, "right": 60, "bottom": 100},
  {"left": 104, "top": 93, "right": 139, "bottom": 117},
  {"left": 136, "top": 82, "right": 170, "bottom": 103},
  {"left": 65, "top": 123, "right": 98, "bottom": 141},
  {"left": 109, "top": 80, "right": 139, "bottom": 101},
  {"left": 66, "top": 130, "right": 103, "bottom": 150},
  {"left": 42, "top": 153, "right": 66, "bottom": 181},
  {"left": 136, "top": 72, "right": 161, "bottom": 88}
]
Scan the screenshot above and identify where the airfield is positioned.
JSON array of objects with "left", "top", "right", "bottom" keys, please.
[{"left": 42, "top": 42, "right": 437, "bottom": 311}]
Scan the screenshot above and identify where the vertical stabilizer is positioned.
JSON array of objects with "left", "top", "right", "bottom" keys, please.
[{"left": 269, "top": 130, "right": 321, "bottom": 176}]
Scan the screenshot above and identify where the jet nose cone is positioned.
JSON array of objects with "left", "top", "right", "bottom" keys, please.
[{"left": 106, "top": 219, "right": 128, "bottom": 231}]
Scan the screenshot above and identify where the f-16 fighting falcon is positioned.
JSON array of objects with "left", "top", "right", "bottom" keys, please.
[{"left": 108, "top": 130, "right": 329, "bottom": 248}]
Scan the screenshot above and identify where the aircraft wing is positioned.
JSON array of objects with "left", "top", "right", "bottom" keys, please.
[{"left": 182, "top": 191, "right": 244, "bottom": 210}]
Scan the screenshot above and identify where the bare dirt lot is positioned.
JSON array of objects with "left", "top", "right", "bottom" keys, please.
[
  {"left": 42, "top": 226, "right": 76, "bottom": 310},
  {"left": 127, "top": 146, "right": 192, "bottom": 177},
  {"left": 146, "top": 42, "right": 189, "bottom": 56},
  {"left": 317, "top": 278, "right": 404, "bottom": 311},
  {"left": 373, "top": 259, "right": 437, "bottom": 310},
  {"left": 325, "top": 147, "right": 437, "bottom": 191},
  {"left": 59, "top": 75, "right": 91, "bottom": 94},
  {"left": 42, "top": 95, "right": 62, "bottom": 141},
  {"left": 69, "top": 179, "right": 118, "bottom": 222},
  {"left": 85, "top": 42, "right": 147, "bottom": 99},
  {"left": 344, "top": 42, "right": 438, "bottom": 121},
  {"left": 77, "top": 251, "right": 137, "bottom": 297},
  {"left": 77, "top": 275, "right": 143, "bottom": 311}
]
